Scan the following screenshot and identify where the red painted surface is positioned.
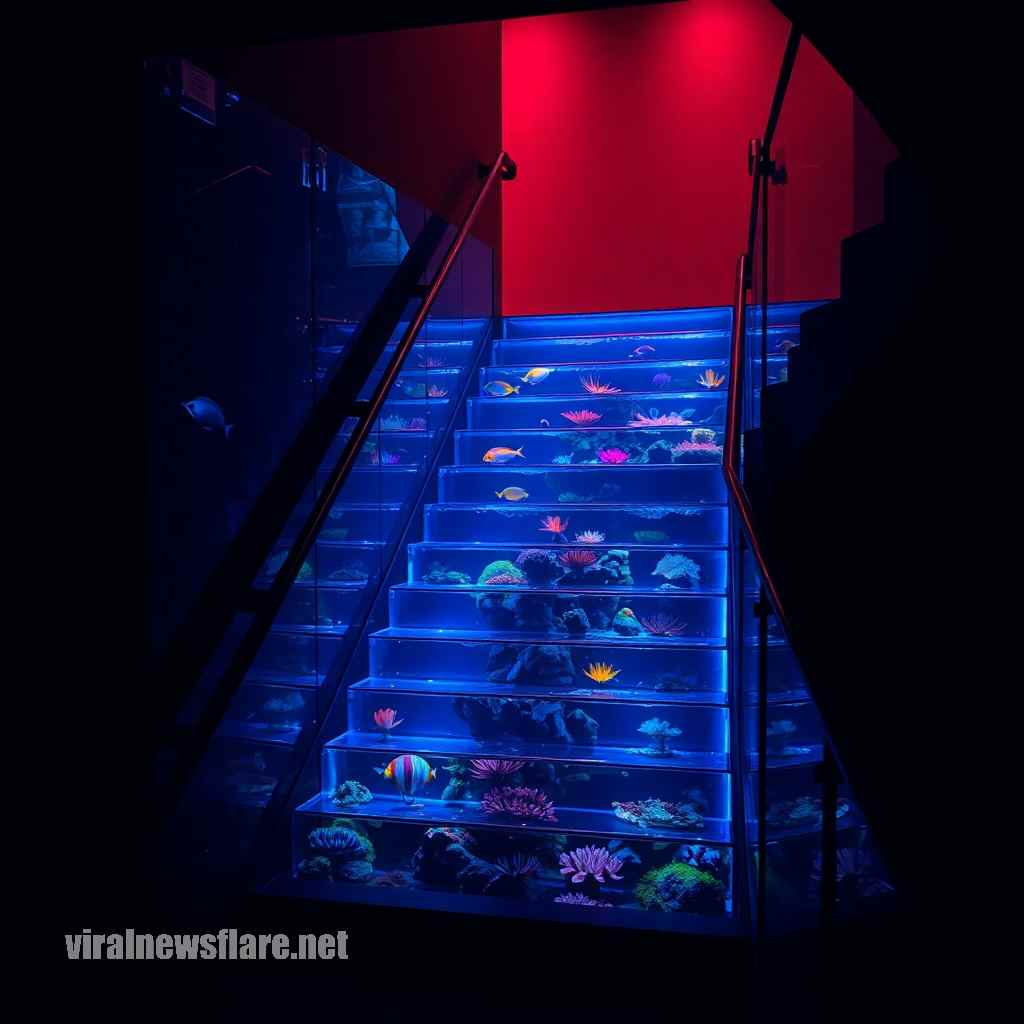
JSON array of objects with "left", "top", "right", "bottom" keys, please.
[
  {"left": 501, "top": 0, "right": 864, "bottom": 314},
  {"left": 207, "top": 22, "right": 503, "bottom": 250}
]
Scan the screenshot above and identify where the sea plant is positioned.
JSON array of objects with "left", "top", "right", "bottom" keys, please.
[
  {"left": 583, "top": 662, "right": 620, "bottom": 684},
  {"left": 372, "top": 708, "right": 404, "bottom": 735}
]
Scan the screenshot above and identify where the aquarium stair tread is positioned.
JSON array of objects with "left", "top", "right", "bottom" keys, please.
[
  {"left": 469, "top": 388, "right": 728, "bottom": 406},
  {"left": 425, "top": 500, "right": 727, "bottom": 512},
  {"left": 372, "top": 625, "right": 726, "bottom": 648},
  {"left": 269, "top": 623, "right": 351, "bottom": 638},
  {"left": 350, "top": 674, "right": 728, "bottom": 706},
  {"left": 295, "top": 792, "right": 731, "bottom": 844},
  {"left": 216, "top": 719, "right": 303, "bottom": 747},
  {"left": 244, "top": 669, "right": 327, "bottom": 689},
  {"left": 328, "top": 728, "right": 729, "bottom": 772},
  {"left": 392, "top": 581, "right": 723, "bottom": 598}
]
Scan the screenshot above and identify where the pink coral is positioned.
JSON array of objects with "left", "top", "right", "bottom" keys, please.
[
  {"left": 671, "top": 441, "right": 723, "bottom": 456},
  {"left": 558, "top": 549, "right": 598, "bottom": 569},
  {"left": 483, "top": 573, "right": 526, "bottom": 585},
  {"left": 627, "top": 411, "right": 694, "bottom": 427},
  {"left": 597, "top": 448, "right": 630, "bottom": 464},
  {"left": 560, "top": 409, "right": 603, "bottom": 425},
  {"left": 372, "top": 707, "right": 404, "bottom": 731},
  {"left": 481, "top": 786, "right": 558, "bottom": 822},
  {"left": 558, "top": 845, "right": 624, "bottom": 884},
  {"left": 468, "top": 758, "right": 527, "bottom": 780}
]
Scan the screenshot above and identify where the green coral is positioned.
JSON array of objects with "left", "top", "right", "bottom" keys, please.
[
  {"left": 329, "top": 779, "right": 373, "bottom": 806},
  {"left": 327, "top": 817, "right": 375, "bottom": 861},
  {"left": 477, "top": 560, "right": 526, "bottom": 585},
  {"left": 634, "top": 862, "right": 724, "bottom": 914}
]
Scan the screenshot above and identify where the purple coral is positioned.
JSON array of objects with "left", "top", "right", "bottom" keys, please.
[
  {"left": 468, "top": 758, "right": 527, "bottom": 780},
  {"left": 558, "top": 845, "right": 624, "bottom": 884},
  {"left": 481, "top": 786, "right": 558, "bottom": 822},
  {"left": 554, "top": 893, "right": 613, "bottom": 907}
]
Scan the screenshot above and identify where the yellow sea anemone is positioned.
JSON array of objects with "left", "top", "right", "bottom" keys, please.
[{"left": 583, "top": 662, "right": 621, "bottom": 684}]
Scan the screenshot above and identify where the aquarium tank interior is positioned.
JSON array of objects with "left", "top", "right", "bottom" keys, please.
[{"left": 150, "top": 55, "right": 896, "bottom": 940}]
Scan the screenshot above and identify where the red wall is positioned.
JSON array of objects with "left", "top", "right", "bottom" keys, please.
[
  {"left": 501, "top": 0, "right": 858, "bottom": 315},
  {"left": 206, "top": 22, "right": 503, "bottom": 250}
]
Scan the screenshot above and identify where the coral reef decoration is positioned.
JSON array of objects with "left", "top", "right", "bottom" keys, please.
[
  {"left": 652, "top": 553, "right": 702, "bottom": 584},
  {"left": 554, "top": 893, "right": 613, "bottom": 907},
  {"left": 638, "top": 613, "right": 688, "bottom": 636},
  {"left": 583, "top": 662, "right": 621, "bottom": 684},
  {"left": 574, "top": 530, "right": 605, "bottom": 544},
  {"left": 597, "top": 447, "right": 630, "bottom": 464},
  {"left": 539, "top": 515, "right": 569, "bottom": 537},
  {"left": 559, "top": 845, "right": 625, "bottom": 884},
  {"left": 483, "top": 573, "right": 527, "bottom": 585},
  {"left": 329, "top": 780, "right": 373, "bottom": 807},
  {"left": 691, "top": 428, "right": 717, "bottom": 444},
  {"left": 495, "top": 854, "right": 541, "bottom": 877},
  {"left": 427, "top": 385, "right": 449, "bottom": 398},
  {"left": 468, "top": 758, "right": 528, "bottom": 780},
  {"left": 580, "top": 375, "right": 622, "bottom": 395},
  {"left": 671, "top": 441, "right": 722, "bottom": 456},
  {"left": 651, "top": 373, "right": 672, "bottom": 388},
  {"left": 636, "top": 717, "right": 683, "bottom": 757},
  {"left": 408, "top": 417, "right": 427, "bottom": 431},
  {"left": 424, "top": 826, "right": 476, "bottom": 847},
  {"left": 560, "top": 409, "right": 603, "bottom": 425},
  {"left": 634, "top": 862, "right": 725, "bottom": 913},
  {"left": 696, "top": 369, "right": 726, "bottom": 389},
  {"left": 308, "top": 827, "right": 370, "bottom": 859},
  {"left": 416, "top": 354, "right": 447, "bottom": 369},
  {"left": 558, "top": 548, "right": 598, "bottom": 569},
  {"left": 481, "top": 786, "right": 558, "bottom": 822},
  {"left": 613, "top": 798, "right": 705, "bottom": 830},
  {"left": 372, "top": 707, "right": 404, "bottom": 732},
  {"left": 627, "top": 411, "right": 694, "bottom": 427}
]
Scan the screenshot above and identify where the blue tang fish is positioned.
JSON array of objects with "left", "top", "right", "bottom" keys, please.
[
  {"left": 182, "top": 396, "right": 233, "bottom": 437},
  {"left": 375, "top": 754, "right": 436, "bottom": 804}
]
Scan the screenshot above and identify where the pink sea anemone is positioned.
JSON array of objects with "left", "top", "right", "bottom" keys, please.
[
  {"left": 628, "top": 412, "right": 694, "bottom": 427},
  {"left": 495, "top": 854, "right": 541, "bottom": 877},
  {"left": 559, "top": 845, "right": 624, "bottom": 884},
  {"left": 427, "top": 385, "right": 449, "bottom": 398},
  {"left": 597, "top": 448, "right": 630, "bottom": 464},
  {"left": 560, "top": 409, "right": 603, "bottom": 425},
  {"left": 481, "top": 786, "right": 558, "bottom": 821},
  {"left": 558, "top": 549, "right": 598, "bottom": 569},
  {"left": 638, "top": 613, "right": 689, "bottom": 636},
  {"left": 468, "top": 758, "right": 527, "bottom": 780},
  {"left": 417, "top": 354, "right": 447, "bottom": 369},
  {"left": 574, "top": 530, "right": 605, "bottom": 544},
  {"left": 580, "top": 375, "right": 622, "bottom": 395}
]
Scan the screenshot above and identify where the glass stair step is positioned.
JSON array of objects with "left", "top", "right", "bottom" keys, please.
[
  {"left": 453, "top": 427, "right": 723, "bottom": 466},
  {"left": 258, "top": 540, "right": 388, "bottom": 585},
  {"left": 423, "top": 501, "right": 727, "bottom": 545},
  {"left": 350, "top": 673, "right": 728, "bottom": 707},
  {"left": 501, "top": 306, "right": 733, "bottom": 338},
  {"left": 438, "top": 464, "right": 728, "bottom": 505},
  {"left": 407, "top": 541, "right": 727, "bottom": 592},
  {"left": 388, "top": 582, "right": 726, "bottom": 641},
  {"left": 320, "top": 734, "right": 732, "bottom": 836},
  {"left": 493, "top": 330, "right": 732, "bottom": 364},
  {"left": 285, "top": 502, "right": 405, "bottom": 544},
  {"left": 369, "top": 631, "right": 727, "bottom": 697},
  {"left": 347, "top": 678, "right": 729, "bottom": 753},
  {"left": 467, "top": 390, "right": 726, "bottom": 430},
  {"left": 274, "top": 579, "right": 370, "bottom": 631},
  {"left": 253, "top": 630, "right": 348, "bottom": 679},
  {"left": 317, "top": 464, "right": 426, "bottom": 502},
  {"left": 356, "top": 366, "right": 465, "bottom": 403},
  {"left": 480, "top": 359, "right": 730, "bottom": 397}
]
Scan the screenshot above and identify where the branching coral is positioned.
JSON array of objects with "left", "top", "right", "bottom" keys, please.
[
  {"left": 636, "top": 717, "right": 683, "bottom": 757},
  {"left": 481, "top": 786, "right": 558, "bottom": 822}
]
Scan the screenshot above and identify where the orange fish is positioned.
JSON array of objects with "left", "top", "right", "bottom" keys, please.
[{"left": 483, "top": 446, "right": 525, "bottom": 464}]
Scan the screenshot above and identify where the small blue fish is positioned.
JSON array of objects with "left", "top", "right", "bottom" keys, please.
[
  {"left": 484, "top": 380, "right": 521, "bottom": 397},
  {"left": 182, "top": 396, "right": 233, "bottom": 437},
  {"left": 629, "top": 345, "right": 656, "bottom": 359}
]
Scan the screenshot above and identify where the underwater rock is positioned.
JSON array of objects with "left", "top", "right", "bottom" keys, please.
[
  {"left": 648, "top": 671, "right": 702, "bottom": 692},
  {"left": 423, "top": 562, "right": 473, "bottom": 585},
  {"left": 511, "top": 593, "right": 559, "bottom": 630},
  {"left": 335, "top": 859, "right": 374, "bottom": 883},
  {"left": 612, "top": 798, "right": 705, "bottom": 831},
  {"left": 410, "top": 830, "right": 504, "bottom": 895},
  {"left": 296, "top": 856, "right": 333, "bottom": 880},
  {"left": 477, "top": 592, "right": 518, "bottom": 628},
  {"left": 612, "top": 608, "right": 644, "bottom": 636},
  {"left": 765, "top": 796, "right": 851, "bottom": 830},
  {"left": 562, "top": 607, "right": 590, "bottom": 635},
  {"left": 330, "top": 780, "right": 373, "bottom": 807},
  {"left": 515, "top": 549, "right": 562, "bottom": 585},
  {"left": 367, "top": 870, "right": 415, "bottom": 888},
  {"left": 581, "top": 549, "right": 633, "bottom": 587},
  {"left": 644, "top": 439, "right": 676, "bottom": 464},
  {"left": 577, "top": 593, "right": 620, "bottom": 630},
  {"left": 504, "top": 644, "right": 576, "bottom": 687},
  {"left": 453, "top": 697, "right": 598, "bottom": 745},
  {"left": 634, "top": 862, "right": 725, "bottom": 914}
]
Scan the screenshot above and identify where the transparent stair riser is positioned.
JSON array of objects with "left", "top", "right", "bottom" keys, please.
[
  {"left": 201, "top": 735, "right": 297, "bottom": 809},
  {"left": 275, "top": 582, "right": 369, "bottom": 630},
  {"left": 741, "top": 643, "right": 812, "bottom": 704},
  {"left": 319, "top": 465, "right": 425, "bottom": 503},
  {"left": 284, "top": 503, "right": 404, "bottom": 545},
  {"left": 467, "top": 392, "right": 726, "bottom": 431},
  {"left": 454, "top": 427, "right": 723, "bottom": 467},
  {"left": 359, "top": 367, "right": 464, "bottom": 403},
  {"left": 369, "top": 635, "right": 728, "bottom": 699},
  {"left": 379, "top": 398, "right": 452, "bottom": 431},
  {"left": 493, "top": 324, "right": 799, "bottom": 366},
  {"left": 439, "top": 465, "right": 728, "bottom": 505},
  {"left": 423, "top": 502, "right": 727, "bottom": 546},
  {"left": 347, "top": 684, "right": 729, "bottom": 763},
  {"left": 501, "top": 306, "right": 732, "bottom": 338},
  {"left": 481, "top": 360, "right": 729, "bottom": 398},
  {"left": 316, "top": 342, "right": 476, "bottom": 384},
  {"left": 493, "top": 331, "right": 731, "bottom": 365},
  {"left": 744, "top": 701, "right": 826, "bottom": 768},
  {"left": 745, "top": 769, "right": 863, "bottom": 841},
  {"left": 408, "top": 543, "right": 727, "bottom": 593},
  {"left": 293, "top": 810, "right": 733, "bottom": 919},
  {"left": 389, "top": 585, "right": 727, "bottom": 641},
  {"left": 223, "top": 683, "right": 316, "bottom": 743},
  {"left": 251, "top": 630, "right": 345, "bottom": 680},
  {"left": 321, "top": 743, "right": 731, "bottom": 841},
  {"left": 326, "top": 430, "right": 435, "bottom": 468}
]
